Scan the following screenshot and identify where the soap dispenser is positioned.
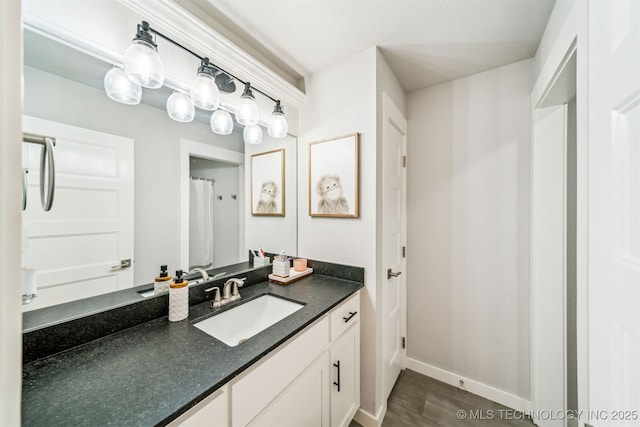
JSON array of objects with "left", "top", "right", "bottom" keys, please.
[
  {"left": 169, "top": 270, "right": 189, "bottom": 322},
  {"left": 154, "top": 265, "right": 172, "bottom": 294}
]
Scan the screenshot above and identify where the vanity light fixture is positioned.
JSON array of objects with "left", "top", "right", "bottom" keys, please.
[
  {"left": 243, "top": 124, "right": 263, "bottom": 144},
  {"left": 190, "top": 58, "right": 220, "bottom": 111},
  {"left": 166, "top": 91, "right": 195, "bottom": 122},
  {"left": 211, "top": 109, "right": 234, "bottom": 135},
  {"left": 236, "top": 82, "right": 259, "bottom": 126},
  {"left": 109, "top": 21, "right": 289, "bottom": 142},
  {"left": 104, "top": 67, "right": 142, "bottom": 105},
  {"left": 268, "top": 100, "right": 288, "bottom": 138},
  {"left": 123, "top": 21, "right": 165, "bottom": 89}
]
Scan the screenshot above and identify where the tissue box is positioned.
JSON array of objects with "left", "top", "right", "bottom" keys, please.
[{"left": 272, "top": 260, "right": 291, "bottom": 277}]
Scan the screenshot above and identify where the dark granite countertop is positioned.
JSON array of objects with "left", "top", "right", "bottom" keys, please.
[{"left": 22, "top": 274, "right": 363, "bottom": 427}]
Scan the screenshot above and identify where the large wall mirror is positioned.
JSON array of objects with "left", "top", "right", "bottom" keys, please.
[{"left": 21, "top": 28, "right": 298, "bottom": 324}]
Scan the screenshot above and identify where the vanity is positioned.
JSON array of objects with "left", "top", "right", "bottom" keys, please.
[{"left": 22, "top": 262, "right": 363, "bottom": 426}]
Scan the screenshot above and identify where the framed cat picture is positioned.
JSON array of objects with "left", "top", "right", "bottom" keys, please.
[
  {"left": 308, "top": 133, "right": 359, "bottom": 218},
  {"left": 251, "top": 149, "right": 285, "bottom": 216}
]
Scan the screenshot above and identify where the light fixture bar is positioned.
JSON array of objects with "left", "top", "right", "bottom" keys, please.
[{"left": 145, "top": 24, "right": 280, "bottom": 105}]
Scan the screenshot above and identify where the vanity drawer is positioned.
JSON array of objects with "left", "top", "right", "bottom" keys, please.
[{"left": 330, "top": 291, "right": 360, "bottom": 341}]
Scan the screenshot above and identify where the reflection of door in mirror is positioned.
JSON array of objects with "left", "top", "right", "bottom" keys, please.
[
  {"left": 22, "top": 116, "right": 134, "bottom": 311},
  {"left": 189, "top": 157, "right": 240, "bottom": 269},
  {"left": 180, "top": 140, "right": 245, "bottom": 271}
]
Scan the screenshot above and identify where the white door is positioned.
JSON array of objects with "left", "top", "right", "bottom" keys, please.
[
  {"left": 587, "top": 1, "right": 640, "bottom": 424},
  {"left": 22, "top": 116, "right": 134, "bottom": 311},
  {"left": 531, "top": 105, "right": 567, "bottom": 427},
  {"left": 381, "top": 93, "right": 407, "bottom": 400}
]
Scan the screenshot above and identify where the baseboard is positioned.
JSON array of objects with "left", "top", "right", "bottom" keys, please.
[
  {"left": 353, "top": 404, "right": 385, "bottom": 427},
  {"left": 406, "top": 358, "right": 531, "bottom": 413}
]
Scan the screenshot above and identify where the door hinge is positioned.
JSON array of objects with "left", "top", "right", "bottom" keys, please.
[
  {"left": 402, "top": 337, "right": 406, "bottom": 349},
  {"left": 402, "top": 156, "right": 407, "bottom": 167},
  {"left": 402, "top": 246, "right": 406, "bottom": 258}
]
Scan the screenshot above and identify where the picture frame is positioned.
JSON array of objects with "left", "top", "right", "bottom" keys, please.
[
  {"left": 308, "top": 133, "right": 360, "bottom": 218},
  {"left": 251, "top": 148, "right": 285, "bottom": 216}
]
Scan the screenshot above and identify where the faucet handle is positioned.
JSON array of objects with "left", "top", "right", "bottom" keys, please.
[{"left": 230, "top": 277, "right": 247, "bottom": 287}]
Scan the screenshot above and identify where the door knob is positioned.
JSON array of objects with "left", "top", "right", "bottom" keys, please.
[{"left": 387, "top": 268, "right": 402, "bottom": 279}]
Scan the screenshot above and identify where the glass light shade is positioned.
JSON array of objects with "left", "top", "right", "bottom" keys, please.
[
  {"left": 210, "top": 110, "right": 233, "bottom": 135},
  {"left": 123, "top": 40, "right": 165, "bottom": 89},
  {"left": 236, "top": 95, "right": 259, "bottom": 126},
  {"left": 190, "top": 73, "right": 220, "bottom": 110},
  {"left": 243, "top": 124, "right": 263, "bottom": 145},
  {"left": 104, "top": 67, "right": 141, "bottom": 105},
  {"left": 268, "top": 112, "right": 288, "bottom": 138},
  {"left": 166, "top": 92, "right": 195, "bottom": 122}
]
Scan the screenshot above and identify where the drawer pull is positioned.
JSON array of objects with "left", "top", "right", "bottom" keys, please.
[
  {"left": 343, "top": 311, "right": 358, "bottom": 323},
  {"left": 333, "top": 360, "right": 341, "bottom": 392}
]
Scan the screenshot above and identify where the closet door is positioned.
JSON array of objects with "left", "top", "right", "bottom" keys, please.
[{"left": 587, "top": 1, "right": 640, "bottom": 423}]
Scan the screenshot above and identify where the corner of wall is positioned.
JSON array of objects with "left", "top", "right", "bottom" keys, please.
[{"left": 297, "top": 46, "right": 380, "bottom": 416}]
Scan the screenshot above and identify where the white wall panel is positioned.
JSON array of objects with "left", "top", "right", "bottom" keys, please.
[{"left": 406, "top": 59, "right": 532, "bottom": 401}]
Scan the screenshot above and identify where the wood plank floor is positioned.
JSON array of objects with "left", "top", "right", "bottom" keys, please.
[{"left": 350, "top": 369, "right": 535, "bottom": 427}]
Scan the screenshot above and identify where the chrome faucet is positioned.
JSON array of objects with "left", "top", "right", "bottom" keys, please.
[
  {"left": 192, "top": 268, "right": 209, "bottom": 282},
  {"left": 206, "top": 277, "right": 246, "bottom": 308}
]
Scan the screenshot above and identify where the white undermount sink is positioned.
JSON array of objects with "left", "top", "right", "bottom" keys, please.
[{"left": 194, "top": 295, "right": 304, "bottom": 346}]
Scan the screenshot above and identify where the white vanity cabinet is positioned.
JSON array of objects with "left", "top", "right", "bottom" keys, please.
[
  {"left": 174, "top": 291, "right": 360, "bottom": 427},
  {"left": 329, "top": 293, "right": 361, "bottom": 427},
  {"left": 171, "top": 384, "right": 229, "bottom": 427}
]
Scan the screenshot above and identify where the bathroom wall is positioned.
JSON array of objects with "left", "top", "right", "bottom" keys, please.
[
  {"left": 298, "top": 47, "right": 379, "bottom": 416},
  {"left": 406, "top": 59, "right": 532, "bottom": 403},
  {"left": 190, "top": 158, "right": 240, "bottom": 268},
  {"left": 298, "top": 46, "right": 406, "bottom": 421}
]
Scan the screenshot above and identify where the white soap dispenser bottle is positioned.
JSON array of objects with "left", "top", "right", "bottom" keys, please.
[
  {"left": 169, "top": 270, "right": 189, "bottom": 322},
  {"left": 154, "top": 265, "right": 172, "bottom": 294}
]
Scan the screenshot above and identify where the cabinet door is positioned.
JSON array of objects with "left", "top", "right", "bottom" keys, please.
[
  {"left": 330, "top": 324, "right": 360, "bottom": 427},
  {"left": 169, "top": 385, "right": 229, "bottom": 427},
  {"left": 248, "top": 352, "right": 330, "bottom": 427},
  {"left": 231, "top": 317, "right": 329, "bottom": 426}
]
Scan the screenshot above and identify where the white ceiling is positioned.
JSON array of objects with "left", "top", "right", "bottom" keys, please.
[{"left": 202, "top": 0, "right": 555, "bottom": 92}]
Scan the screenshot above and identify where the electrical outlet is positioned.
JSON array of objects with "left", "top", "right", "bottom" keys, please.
[{"left": 459, "top": 379, "right": 464, "bottom": 387}]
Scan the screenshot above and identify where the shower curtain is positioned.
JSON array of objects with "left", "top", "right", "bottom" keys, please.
[{"left": 189, "top": 179, "right": 214, "bottom": 270}]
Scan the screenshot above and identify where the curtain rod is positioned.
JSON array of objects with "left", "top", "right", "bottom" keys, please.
[{"left": 190, "top": 176, "right": 216, "bottom": 183}]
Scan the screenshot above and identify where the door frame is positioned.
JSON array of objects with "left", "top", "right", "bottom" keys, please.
[
  {"left": 179, "top": 139, "right": 245, "bottom": 270},
  {"left": 530, "top": 22, "right": 589, "bottom": 425},
  {"left": 0, "top": 0, "right": 24, "bottom": 424}
]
